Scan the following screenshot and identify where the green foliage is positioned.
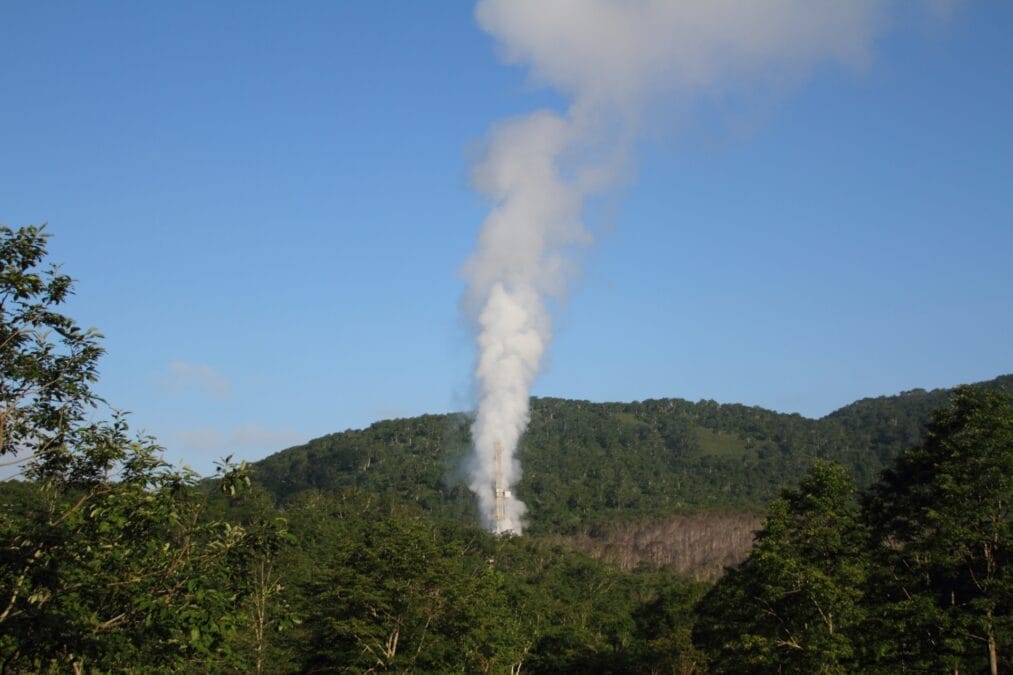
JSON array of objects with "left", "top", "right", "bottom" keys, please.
[
  {"left": 630, "top": 581, "right": 708, "bottom": 674},
  {"left": 694, "top": 462, "right": 868, "bottom": 673},
  {"left": 0, "top": 224, "right": 103, "bottom": 476},
  {"left": 262, "top": 487, "right": 705, "bottom": 673},
  {"left": 862, "top": 386, "right": 1013, "bottom": 673},
  {"left": 2, "top": 224, "right": 1011, "bottom": 672},
  {"left": 0, "top": 416, "right": 282, "bottom": 671},
  {"left": 0, "top": 225, "right": 291, "bottom": 672},
  {"left": 286, "top": 491, "right": 521, "bottom": 672},
  {"left": 694, "top": 388, "right": 1013, "bottom": 674},
  {"left": 253, "top": 377, "right": 1013, "bottom": 536}
]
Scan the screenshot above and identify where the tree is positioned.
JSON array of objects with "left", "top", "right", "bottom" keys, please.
[
  {"left": 628, "top": 578, "right": 707, "bottom": 675},
  {"left": 863, "top": 386, "right": 1012, "bottom": 674},
  {"left": 0, "top": 225, "right": 102, "bottom": 476},
  {"left": 694, "top": 461, "right": 869, "bottom": 673},
  {"left": 0, "top": 224, "right": 281, "bottom": 671},
  {"left": 286, "top": 489, "right": 531, "bottom": 672}
]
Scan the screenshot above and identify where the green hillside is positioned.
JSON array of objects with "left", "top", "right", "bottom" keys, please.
[
  {"left": 253, "top": 374, "right": 1013, "bottom": 535},
  {"left": 5, "top": 225, "right": 1008, "bottom": 672}
]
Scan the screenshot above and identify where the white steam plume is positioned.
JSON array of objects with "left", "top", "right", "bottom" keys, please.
[{"left": 464, "top": 0, "right": 889, "bottom": 534}]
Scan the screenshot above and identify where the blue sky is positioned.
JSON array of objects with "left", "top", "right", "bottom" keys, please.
[{"left": 2, "top": 2, "right": 1010, "bottom": 476}]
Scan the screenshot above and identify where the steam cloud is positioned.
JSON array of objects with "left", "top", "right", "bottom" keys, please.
[{"left": 464, "top": 0, "right": 889, "bottom": 534}]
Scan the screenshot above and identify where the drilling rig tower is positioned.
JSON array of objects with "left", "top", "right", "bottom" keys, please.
[{"left": 493, "top": 440, "right": 511, "bottom": 534}]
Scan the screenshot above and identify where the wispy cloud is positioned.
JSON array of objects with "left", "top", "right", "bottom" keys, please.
[{"left": 164, "top": 361, "right": 232, "bottom": 399}]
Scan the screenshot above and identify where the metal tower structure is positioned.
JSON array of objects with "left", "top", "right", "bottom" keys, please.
[{"left": 493, "top": 440, "right": 510, "bottom": 534}]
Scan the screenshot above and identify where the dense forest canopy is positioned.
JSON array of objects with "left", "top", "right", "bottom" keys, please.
[
  {"left": 2, "top": 225, "right": 1010, "bottom": 673},
  {"left": 253, "top": 375, "right": 1012, "bottom": 535}
]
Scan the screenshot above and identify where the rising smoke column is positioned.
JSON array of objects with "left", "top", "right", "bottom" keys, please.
[
  {"left": 464, "top": 0, "right": 888, "bottom": 534},
  {"left": 464, "top": 111, "right": 588, "bottom": 534}
]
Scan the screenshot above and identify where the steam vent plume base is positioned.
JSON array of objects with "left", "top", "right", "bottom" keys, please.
[{"left": 493, "top": 440, "right": 511, "bottom": 535}]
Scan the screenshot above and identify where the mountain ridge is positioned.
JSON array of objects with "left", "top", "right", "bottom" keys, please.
[{"left": 253, "top": 374, "right": 1012, "bottom": 537}]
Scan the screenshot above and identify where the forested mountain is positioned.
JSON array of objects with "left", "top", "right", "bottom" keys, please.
[
  {"left": 3, "top": 226, "right": 1010, "bottom": 672},
  {"left": 253, "top": 375, "right": 1013, "bottom": 536}
]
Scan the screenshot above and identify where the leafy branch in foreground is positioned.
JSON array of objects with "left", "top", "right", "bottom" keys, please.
[{"left": 0, "top": 225, "right": 290, "bottom": 672}]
